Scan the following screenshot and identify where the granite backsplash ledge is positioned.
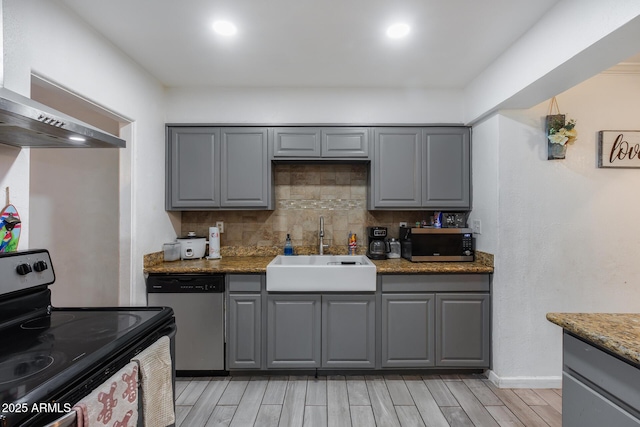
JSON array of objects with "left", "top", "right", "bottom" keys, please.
[{"left": 143, "top": 248, "right": 494, "bottom": 269}]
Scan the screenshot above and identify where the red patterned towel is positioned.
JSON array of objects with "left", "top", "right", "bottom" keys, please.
[{"left": 72, "top": 362, "right": 138, "bottom": 427}]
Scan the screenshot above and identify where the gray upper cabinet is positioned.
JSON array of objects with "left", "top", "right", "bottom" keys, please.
[
  {"left": 321, "top": 128, "right": 369, "bottom": 158},
  {"left": 273, "top": 127, "right": 322, "bottom": 157},
  {"left": 371, "top": 128, "right": 423, "bottom": 208},
  {"left": 167, "top": 127, "right": 220, "bottom": 209},
  {"left": 166, "top": 126, "right": 272, "bottom": 210},
  {"left": 220, "top": 128, "right": 271, "bottom": 208},
  {"left": 370, "top": 126, "right": 471, "bottom": 210},
  {"left": 272, "top": 127, "right": 370, "bottom": 159},
  {"left": 422, "top": 128, "right": 470, "bottom": 209}
]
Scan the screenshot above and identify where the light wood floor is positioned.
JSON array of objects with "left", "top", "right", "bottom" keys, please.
[{"left": 174, "top": 374, "right": 562, "bottom": 427}]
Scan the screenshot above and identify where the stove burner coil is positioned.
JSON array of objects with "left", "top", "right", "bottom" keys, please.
[
  {"left": 0, "top": 352, "right": 55, "bottom": 385},
  {"left": 21, "top": 313, "right": 76, "bottom": 330}
]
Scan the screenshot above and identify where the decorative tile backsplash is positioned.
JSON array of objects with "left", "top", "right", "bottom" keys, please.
[{"left": 181, "top": 164, "right": 429, "bottom": 251}]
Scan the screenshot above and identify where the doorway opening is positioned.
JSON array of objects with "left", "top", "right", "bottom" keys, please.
[{"left": 29, "top": 74, "right": 133, "bottom": 307}]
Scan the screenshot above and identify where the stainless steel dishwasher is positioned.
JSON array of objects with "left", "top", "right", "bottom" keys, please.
[{"left": 147, "top": 274, "right": 225, "bottom": 375}]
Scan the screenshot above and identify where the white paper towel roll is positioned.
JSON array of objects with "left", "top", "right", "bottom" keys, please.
[{"left": 207, "top": 226, "right": 221, "bottom": 259}]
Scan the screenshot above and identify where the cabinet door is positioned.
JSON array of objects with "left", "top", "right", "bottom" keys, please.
[
  {"left": 267, "top": 295, "right": 321, "bottom": 368},
  {"left": 381, "top": 293, "right": 435, "bottom": 367},
  {"left": 167, "top": 127, "right": 220, "bottom": 209},
  {"left": 422, "top": 127, "right": 470, "bottom": 209},
  {"left": 227, "top": 294, "right": 262, "bottom": 369},
  {"left": 322, "top": 295, "right": 375, "bottom": 368},
  {"left": 436, "top": 293, "right": 490, "bottom": 367},
  {"left": 273, "top": 127, "right": 321, "bottom": 157},
  {"left": 321, "top": 128, "right": 369, "bottom": 158},
  {"left": 220, "top": 128, "right": 271, "bottom": 208},
  {"left": 371, "top": 128, "right": 422, "bottom": 208}
]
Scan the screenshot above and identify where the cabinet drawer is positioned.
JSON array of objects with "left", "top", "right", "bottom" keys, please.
[
  {"left": 381, "top": 274, "right": 490, "bottom": 292},
  {"left": 563, "top": 372, "right": 640, "bottom": 427},
  {"left": 564, "top": 333, "right": 640, "bottom": 414},
  {"left": 227, "top": 274, "right": 263, "bottom": 292}
]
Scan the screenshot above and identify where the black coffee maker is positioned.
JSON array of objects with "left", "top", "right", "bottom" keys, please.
[{"left": 366, "top": 226, "right": 388, "bottom": 260}]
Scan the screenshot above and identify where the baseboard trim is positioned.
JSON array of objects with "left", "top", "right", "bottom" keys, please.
[{"left": 487, "top": 370, "right": 562, "bottom": 389}]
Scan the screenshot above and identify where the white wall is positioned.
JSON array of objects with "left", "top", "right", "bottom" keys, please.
[
  {"left": 473, "top": 72, "right": 640, "bottom": 387},
  {"left": 2, "top": 0, "right": 172, "bottom": 305},
  {"left": 166, "top": 87, "right": 464, "bottom": 124}
]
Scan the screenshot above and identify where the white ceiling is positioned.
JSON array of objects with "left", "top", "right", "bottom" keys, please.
[{"left": 58, "top": 0, "right": 564, "bottom": 89}]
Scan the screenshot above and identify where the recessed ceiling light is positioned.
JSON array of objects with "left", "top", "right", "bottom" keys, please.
[
  {"left": 386, "top": 23, "right": 410, "bottom": 39},
  {"left": 212, "top": 20, "right": 237, "bottom": 36}
]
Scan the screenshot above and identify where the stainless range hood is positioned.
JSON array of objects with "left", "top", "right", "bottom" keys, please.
[{"left": 0, "top": 87, "right": 125, "bottom": 148}]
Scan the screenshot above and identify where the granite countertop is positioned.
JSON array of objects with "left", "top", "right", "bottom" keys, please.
[
  {"left": 547, "top": 313, "right": 640, "bottom": 365},
  {"left": 144, "top": 249, "right": 494, "bottom": 275}
]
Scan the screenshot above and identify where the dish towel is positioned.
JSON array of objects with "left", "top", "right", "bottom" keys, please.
[
  {"left": 72, "top": 361, "right": 139, "bottom": 427},
  {"left": 132, "top": 336, "right": 175, "bottom": 427}
]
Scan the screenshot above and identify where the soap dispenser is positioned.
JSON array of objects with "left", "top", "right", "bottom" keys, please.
[{"left": 284, "top": 234, "right": 294, "bottom": 256}]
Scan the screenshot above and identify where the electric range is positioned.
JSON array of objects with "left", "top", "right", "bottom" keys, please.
[{"left": 0, "top": 249, "right": 176, "bottom": 427}]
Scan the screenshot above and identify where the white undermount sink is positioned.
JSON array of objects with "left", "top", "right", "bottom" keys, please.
[{"left": 266, "top": 255, "right": 377, "bottom": 292}]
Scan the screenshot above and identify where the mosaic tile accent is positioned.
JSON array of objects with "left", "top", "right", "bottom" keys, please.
[{"left": 278, "top": 199, "right": 365, "bottom": 210}]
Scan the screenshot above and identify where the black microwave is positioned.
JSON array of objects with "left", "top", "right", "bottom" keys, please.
[{"left": 399, "top": 227, "right": 474, "bottom": 262}]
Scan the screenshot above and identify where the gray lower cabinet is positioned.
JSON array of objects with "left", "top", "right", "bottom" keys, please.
[
  {"left": 381, "top": 293, "right": 435, "bottom": 367},
  {"left": 380, "top": 274, "right": 490, "bottom": 369},
  {"left": 436, "top": 293, "right": 490, "bottom": 367},
  {"left": 563, "top": 333, "right": 640, "bottom": 426},
  {"left": 266, "top": 293, "right": 375, "bottom": 369},
  {"left": 226, "top": 274, "right": 264, "bottom": 370},
  {"left": 227, "top": 293, "right": 262, "bottom": 369},
  {"left": 166, "top": 126, "right": 272, "bottom": 210},
  {"left": 322, "top": 294, "right": 375, "bottom": 368},
  {"left": 267, "top": 294, "right": 322, "bottom": 368},
  {"left": 370, "top": 126, "right": 471, "bottom": 210}
]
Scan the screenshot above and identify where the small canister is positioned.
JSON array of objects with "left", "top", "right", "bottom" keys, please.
[{"left": 163, "top": 242, "right": 181, "bottom": 262}]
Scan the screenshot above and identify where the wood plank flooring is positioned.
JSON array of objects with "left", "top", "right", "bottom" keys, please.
[{"left": 174, "top": 374, "right": 562, "bottom": 427}]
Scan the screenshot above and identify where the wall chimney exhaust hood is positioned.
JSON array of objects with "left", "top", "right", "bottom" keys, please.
[{"left": 0, "top": 87, "right": 125, "bottom": 148}]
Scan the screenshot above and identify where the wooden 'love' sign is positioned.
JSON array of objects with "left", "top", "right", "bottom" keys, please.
[{"left": 598, "top": 131, "right": 640, "bottom": 168}]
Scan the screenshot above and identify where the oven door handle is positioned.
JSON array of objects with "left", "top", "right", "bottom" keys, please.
[{"left": 43, "top": 411, "right": 76, "bottom": 427}]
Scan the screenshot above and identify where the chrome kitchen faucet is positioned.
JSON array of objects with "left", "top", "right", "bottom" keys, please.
[{"left": 319, "top": 216, "right": 329, "bottom": 255}]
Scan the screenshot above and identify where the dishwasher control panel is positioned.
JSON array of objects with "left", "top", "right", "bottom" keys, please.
[{"left": 146, "top": 274, "right": 225, "bottom": 293}]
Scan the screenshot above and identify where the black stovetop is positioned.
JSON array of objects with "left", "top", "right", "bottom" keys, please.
[{"left": 0, "top": 306, "right": 172, "bottom": 409}]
